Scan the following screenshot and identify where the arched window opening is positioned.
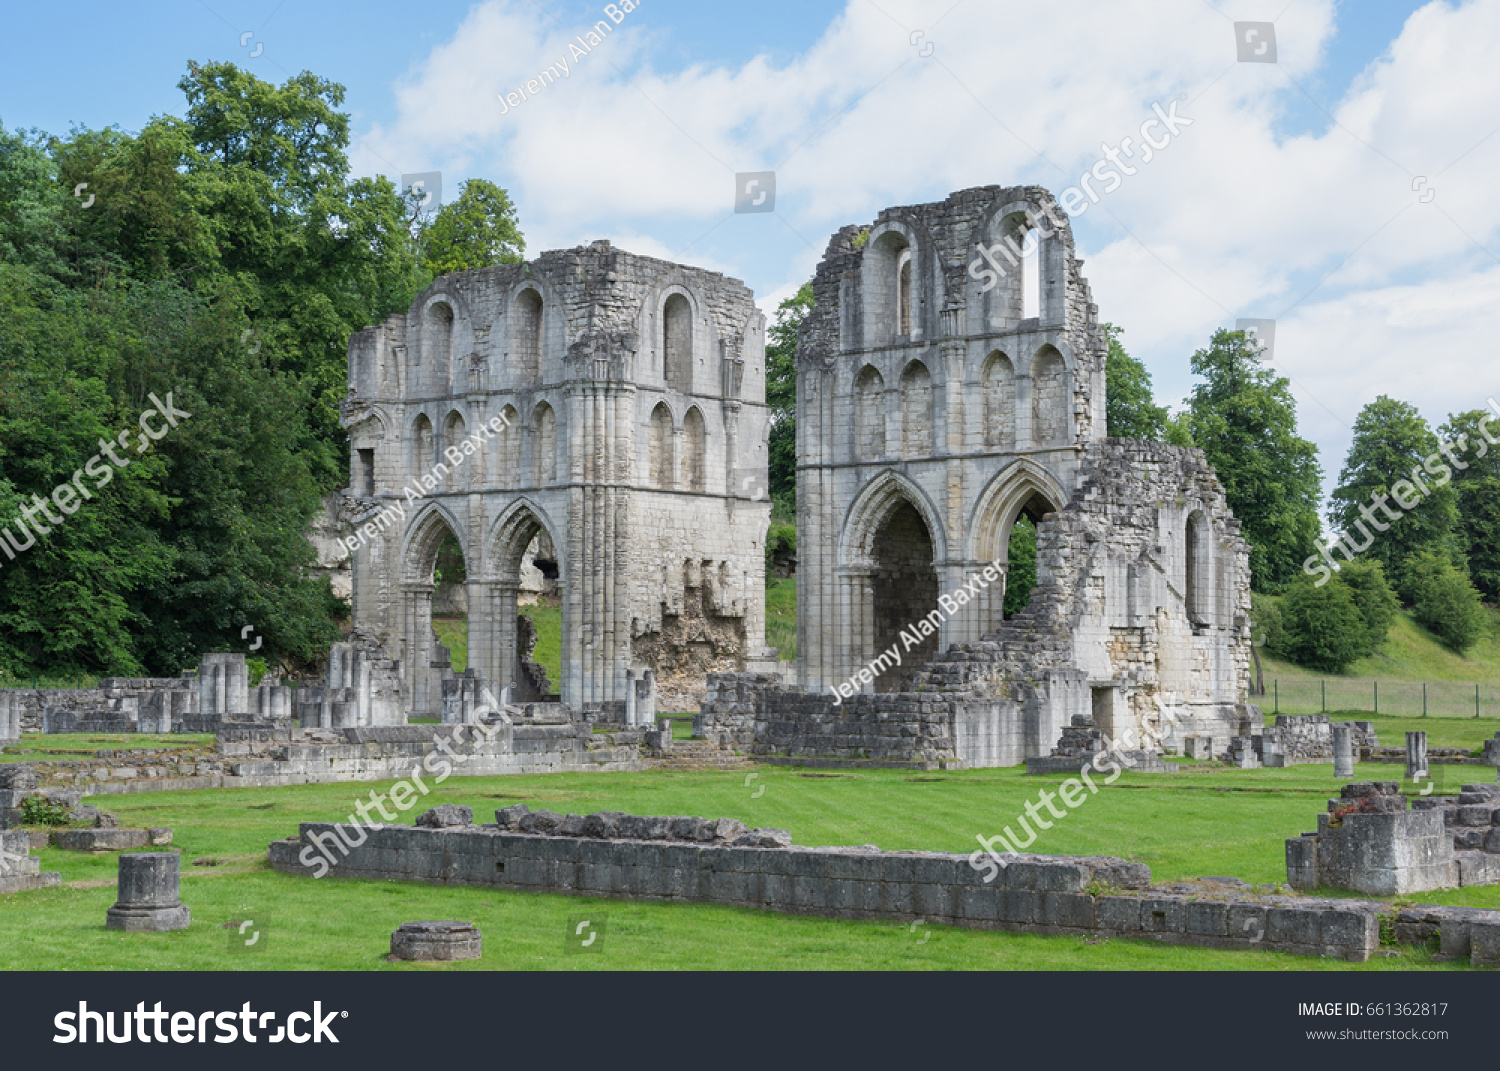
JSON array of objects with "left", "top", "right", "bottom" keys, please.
[
  {"left": 1030, "top": 346, "right": 1066, "bottom": 446},
  {"left": 514, "top": 290, "right": 543, "bottom": 379},
  {"left": 854, "top": 366, "right": 885, "bottom": 461},
  {"left": 683, "top": 407, "right": 707, "bottom": 492},
  {"left": 533, "top": 403, "right": 556, "bottom": 485},
  {"left": 664, "top": 293, "right": 692, "bottom": 392},
  {"left": 1020, "top": 227, "right": 1040, "bottom": 320},
  {"left": 412, "top": 414, "right": 435, "bottom": 477},
  {"left": 982, "top": 351, "right": 1014, "bottom": 451},
  {"left": 900, "top": 361, "right": 932, "bottom": 458},
  {"left": 649, "top": 402, "right": 675, "bottom": 488}
]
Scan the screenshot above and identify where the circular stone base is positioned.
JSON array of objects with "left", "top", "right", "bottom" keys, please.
[
  {"left": 389, "top": 920, "right": 482, "bottom": 961},
  {"left": 106, "top": 903, "right": 191, "bottom": 932}
]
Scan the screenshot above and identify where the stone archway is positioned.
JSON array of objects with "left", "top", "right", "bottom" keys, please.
[
  {"left": 400, "top": 505, "right": 466, "bottom": 717},
  {"left": 967, "top": 462, "right": 1068, "bottom": 637},
  {"left": 480, "top": 500, "right": 566, "bottom": 706},
  {"left": 837, "top": 472, "right": 946, "bottom": 694},
  {"left": 869, "top": 501, "right": 939, "bottom": 690}
]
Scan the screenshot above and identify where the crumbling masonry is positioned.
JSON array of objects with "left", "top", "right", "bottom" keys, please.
[
  {"left": 700, "top": 185, "right": 1257, "bottom": 766},
  {"left": 340, "top": 242, "right": 776, "bottom": 719}
]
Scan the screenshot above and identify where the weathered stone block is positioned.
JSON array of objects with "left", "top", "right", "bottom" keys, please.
[{"left": 389, "top": 920, "right": 482, "bottom": 961}]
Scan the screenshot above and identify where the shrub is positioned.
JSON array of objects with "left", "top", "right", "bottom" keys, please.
[
  {"left": 1249, "top": 593, "right": 1286, "bottom": 657},
  {"left": 765, "top": 523, "right": 796, "bottom": 577},
  {"left": 1337, "top": 558, "right": 1400, "bottom": 653},
  {"left": 19, "top": 793, "right": 69, "bottom": 826},
  {"left": 1281, "top": 576, "right": 1368, "bottom": 673},
  {"left": 1406, "top": 551, "right": 1485, "bottom": 653}
]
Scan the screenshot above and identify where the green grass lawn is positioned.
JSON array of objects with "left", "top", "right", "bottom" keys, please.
[
  {"left": 433, "top": 603, "right": 561, "bottom": 687},
  {"left": 5, "top": 750, "right": 1500, "bottom": 971},
  {"left": 2, "top": 733, "right": 215, "bottom": 762},
  {"left": 766, "top": 577, "right": 796, "bottom": 662}
]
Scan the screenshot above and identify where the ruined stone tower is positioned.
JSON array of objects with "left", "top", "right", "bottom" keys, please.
[
  {"left": 796, "top": 185, "right": 1107, "bottom": 692},
  {"left": 340, "top": 241, "right": 775, "bottom": 716},
  {"left": 699, "top": 185, "right": 1255, "bottom": 767}
]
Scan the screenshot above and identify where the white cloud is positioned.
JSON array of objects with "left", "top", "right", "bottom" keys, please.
[{"left": 357, "top": 0, "right": 1500, "bottom": 489}]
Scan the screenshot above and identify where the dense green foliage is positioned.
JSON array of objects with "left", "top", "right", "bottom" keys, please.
[
  {"left": 417, "top": 178, "right": 525, "bottom": 277},
  {"left": 765, "top": 282, "right": 811, "bottom": 515},
  {"left": 1406, "top": 550, "right": 1486, "bottom": 654},
  {"left": 1102, "top": 323, "right": 1168, "bottom": 441},
  {"left": 1003, "top": 516, "right": 1037, "bottom": 616},
  {"left": 1440, "top": 408, "right": 1500, "bottom": 600},
  {"left": 1336, "top": 558, "right": 1400, "bottom": 654},
  {"left": 1281, "top": 576, "right": 1368, "bottom": 673},
  {"left": 1177, "top": 330, "right": 1323, "bottom": 592},
  {"left": 0, "top": 61, "right": 518, "bottom": 678},
  {"left": 1330, "top": 396, "right": 1461, "bottom": 592}
]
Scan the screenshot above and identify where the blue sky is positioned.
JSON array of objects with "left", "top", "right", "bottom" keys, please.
[{"left": 3, "top": 0, "right": 1495, "bottom": 493}]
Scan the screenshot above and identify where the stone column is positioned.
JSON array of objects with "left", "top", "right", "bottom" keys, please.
[
  {"left": 106, "top": 853, "right": 190, "bottom": 932},
  {"left": 1406, "top": 731, "right": 1428, "bottom": 780},
  {"left": 1332, "top": 724, "right": 1354, "bottom": 778},
  {"left": 625, "top": 669, "right": 636, "bottom": 726}
]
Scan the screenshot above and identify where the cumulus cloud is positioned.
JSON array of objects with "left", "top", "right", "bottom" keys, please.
[{"left": 356, "top": 0, "right": 1500, "bottom": 489}]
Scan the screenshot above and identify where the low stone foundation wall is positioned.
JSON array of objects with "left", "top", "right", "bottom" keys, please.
[
  {"left": 698, "top": 673, "right": 993, "bottom": 769},
  {"left": 1262, "top": 715, "right": 1378, "bottom": 766},
  {"left": 1, "top": 722, "right": 645, "bottom": 824},
  {"left": 267, "top": 810, "right": 1387, "bottom": 962}
]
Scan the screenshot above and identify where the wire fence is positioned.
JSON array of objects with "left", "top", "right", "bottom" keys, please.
[{"left": 1257, "top": 679, "right": 1500, "bottom": 719}]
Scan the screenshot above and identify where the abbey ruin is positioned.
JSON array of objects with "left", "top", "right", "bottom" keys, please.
[
  {"left": 1, "top": 184, "right": 1257, "bottom": 771},
  {"left": 340, "top": 241, "right": 778, "bottom": 719},
  {"left": 700, "top": 184, "right": 1257, "bottom": 768}
]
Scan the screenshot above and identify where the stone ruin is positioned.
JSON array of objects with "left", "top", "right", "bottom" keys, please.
[
  {"left": 1287, "top": 781, "right": 1500, "bottom": 895},
  {"left": 699, "top": 185, "right": 1256, "bottom": 769},
  {"left": 339, "top": 240, "right": 777, "bottom": 722},
  {"left": 3, "top": 183, "right": 1255, "bottom": 774}
]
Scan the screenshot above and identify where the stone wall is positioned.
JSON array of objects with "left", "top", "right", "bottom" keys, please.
[
  {"left": 266, "top": 810, "right": 1384, "bottom": 962},
  {"left": 1264, "top": 714, "right": 1378, "bottom": 766},
  {"left": 1287, "top": 781, "right": 1500, "bottom": 895},
  {"left": 341, "top": 239, "right": 773, "bottom": 718},
  {"left": 699, "top": 436, "right": 1253, "bottom": 769}
]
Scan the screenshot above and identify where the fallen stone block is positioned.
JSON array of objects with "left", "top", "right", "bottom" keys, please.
[{"left": 389, "top": 920, "right": 482, "bottom": 962}]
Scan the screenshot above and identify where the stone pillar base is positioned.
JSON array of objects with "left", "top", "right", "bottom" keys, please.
[
  {"left": 389, "top": 920, "right": 482, "bottom": 961},
  {"left": 105, "top": 903, "right": 191, "bottom": 932}
]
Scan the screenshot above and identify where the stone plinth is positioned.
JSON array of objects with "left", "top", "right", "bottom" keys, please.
[
  {"left": 1287, "top": 783, "right": 1455, "bottom": 896},
  {"left": 106, "top": 853, "right": 190, "bottom": 932},
  {"left": 1333, "top": 725, "right": 1354, "bottom": 778},
  {"left": 389, "top": 920, "right": 482, "bottom": 961}
]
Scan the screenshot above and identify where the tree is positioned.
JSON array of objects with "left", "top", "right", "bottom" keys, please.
[
  {"left": 1102, "top": 323, "right": 1168, "bottom": 440},
  {"left": 766, "top": 281, "right": 812, "bottom": 513},
  {"left": 1440, "top": 408, "right": 1500, "bottom": 600},
  {"left": 1178, "top": 329, "right": 1323, "bottom": 592},
  {"left": 1281, "top": 576, "right": 1368, "bottom": 673},
  {"left": 1336, "top": 557, "right": 1399, "bottom": 654},
  {"left": 1406, "top": 550, "right": 1485, "bottom": 654},
  {"left": 1329, "top": 396, "right": 1460, "bottom": 594},
  {"left": 419, "top": 178, "right": 525, "bottom": 277},
  {"left": 1003, "top": 516, "right": 1037, "bottom": 616}
]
